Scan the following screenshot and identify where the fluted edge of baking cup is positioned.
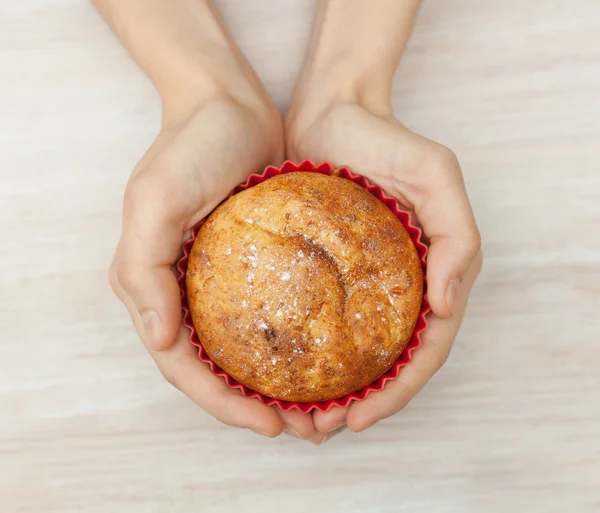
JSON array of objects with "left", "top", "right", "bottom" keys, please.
[{"left": 177, "top": 160, "right": 429, "bottom": 413}]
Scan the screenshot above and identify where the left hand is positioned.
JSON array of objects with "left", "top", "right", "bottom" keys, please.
[{"left": 286, "top": 100, "right": 482, "bottom": 435}]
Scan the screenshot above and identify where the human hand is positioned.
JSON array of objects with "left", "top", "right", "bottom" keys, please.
[
  {"left": 109, "top": 96, "right": 288, "bottom": 436},
  {"left": 98, "top": 0, "right": 323, "bottom": 439},
  {"left": 287, "top": 98, "right": 482, "bottom": 435},
  {"left": 285, "top": 0, "right": 481, "bottom": 436}
]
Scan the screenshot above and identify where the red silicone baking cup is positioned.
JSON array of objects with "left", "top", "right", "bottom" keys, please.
[{"left": 177, "top": 160, "right": 429, "bottom": 413}]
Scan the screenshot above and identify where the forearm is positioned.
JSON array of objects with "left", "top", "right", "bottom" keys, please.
[
  {"left": 291, "top": 0, "right": 420, "bottom": 115},
  {"left": 92, "top": 0, "right": 268, "bottom": 124}
]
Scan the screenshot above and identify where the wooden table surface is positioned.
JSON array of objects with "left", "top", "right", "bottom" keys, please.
[{"left": 1, "top": 1, "right": 599, "bottom": 512}]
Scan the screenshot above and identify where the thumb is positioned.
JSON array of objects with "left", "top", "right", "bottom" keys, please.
[
  {"left": 112, "top": 174, "right": 189, "bottom": 351},
  {"left": 113, "top": 256, "right": 182, "bottom": 352},
  {"left": 415, "top": 151, "right": 481, "bottom": 318},
  {"left": 426, "top": 234, "right": 480, "bottom": 318}
]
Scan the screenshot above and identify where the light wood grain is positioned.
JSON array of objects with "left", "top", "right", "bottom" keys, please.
[{"left": 1, "top": 1, "right": 599, "bottom": 512}]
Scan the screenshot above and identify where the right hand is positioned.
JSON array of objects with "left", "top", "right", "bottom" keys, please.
[
  {"left": 286, "top": 100, "right": 482, "bottom": 434},
  {"left": 109, "top": 95, "right": 303, "bottom": 437}
]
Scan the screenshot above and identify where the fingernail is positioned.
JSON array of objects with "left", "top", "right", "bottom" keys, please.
[
  {"left": 445, "top": 279, "right": 459, "bottom": 315},
  {"left": 317, "top": 433, "right": 332, "bottom": 445},
  {"left": 328, "top": 420, "right": 345, "bottom": 433},
  {"left": 284, "top": 427, "right": 302, "bottom": 439},
  {"left": 252, "top": 428, "right": 275, "bottom": 438},
  {"left": 141, "top": 310, "right": 163, "bottom": 348},
  {"left": 309, "top": 432, "right": 331, "bottom": 445},
  {"left": 309, "top": 434, "right": 328, "bottom": 445}
]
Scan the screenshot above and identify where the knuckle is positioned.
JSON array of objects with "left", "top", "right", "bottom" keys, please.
[
  {"left": 430, "top": 145, "right": 460, "bottom": 172},
  {"left": 123, "top": 163, "right": 182, "bottom": 214},
  {"left": 123, "top": 172, "right": 160, "bottom": 207},
  {"left": 423, "top": 335, "right": 452, "bottom": 370},
  {"left": 378, "top": 379, "right": 415, "bottom": 421},
  {"left": 464, "top": 230, "right": 482, "bottom": 261},
  {"left": 159, "top": 353, "right": 195, "bottom": 390},
  {"left": 394, "top": 378, "right": 415, "bottom": 401},
  {"left": 431, "top": 344, "right": 451, "bottom": 371},
  {"left": 108, "top": 261, "right": 121, "bottom": 296},
  {"left": 424, "top": 145, "right": 462, "bottom": 188},
  {"left": 159, "top": 365, "right": 178, "bottom": 389},
  {"left": 174, "top": 352, "right": 196, "bottom": 371},
  {"left": 436, "top": 347, "right": 451, "bottom": 369},
  {"left": 123, "top": 167, "right": 190, "bottom": 224},
  {"left": 474, "top": 247, "right": 484, "bottom": 270},
  {"left": 164, "top": 352, "right": 198, "bottom": 392},
  {"left": 438, "top": 146, "right": 460, "bottom": 169},
  {"left": 114, "top": 261, "right": 139, "bottom": 293},
  {"left": 470, "top": 248, "right": 484, "bottom": 279}
]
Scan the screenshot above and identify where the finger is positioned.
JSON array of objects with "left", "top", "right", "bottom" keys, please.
[
  {"left": 347, "top": 252, "right": 482, "bottom": 432},
  {"left": 154, "top": 325, "right": 284, "bottom": 437},
  {"left": 312, "top": 406, "right": 348, "bottom": 434},
  {"left": 112, "top": 245, "right": 283, "bottom": 437},
  {"left": 307, "top": 423, "right": 348, "bottom": 445},
  {"left": 277, "top": 409, "right": 318, "bottom": 439},
  {"left": 112, "top": 103, "right": 277, "bottom": 351},
  {"left": 416, "top": 149, "right": 481, "bottom": 319},
  {"left": 113, "top": 171, "right": 194, "bottom": 351},
  {"left": 319, "top": 424, "right": 348, "bottom": 445},
  {"left": 347, "top": 320, "right": 452, "bottom": 432}
]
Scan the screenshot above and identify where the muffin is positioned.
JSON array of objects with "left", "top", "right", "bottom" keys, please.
[{"left": 186, "top": 172, "right": 424, "bottom": 402}]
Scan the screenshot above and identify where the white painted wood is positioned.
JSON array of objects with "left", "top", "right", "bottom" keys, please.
[{"left": 1, "top": 1, "right": 599, "bottom": 511}]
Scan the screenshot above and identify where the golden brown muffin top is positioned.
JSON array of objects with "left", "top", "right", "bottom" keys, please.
[{"left": 186, "top": 172, "right": 423, "bottom": 402}]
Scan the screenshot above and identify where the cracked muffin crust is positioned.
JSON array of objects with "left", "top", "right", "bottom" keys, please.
[{"left": 186, "top": 172, "right": 423, "bottom": 402}]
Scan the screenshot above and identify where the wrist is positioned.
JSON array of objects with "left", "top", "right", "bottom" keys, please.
[
  {"left": 286, "top": 0, "right": 420, "bottom": 138},
  {"left": 287, "top": 63, "right": 394, "bottom": 120},
  {"left": 158, "top": 67, "right": 283, "bottom": 163},
  {"left": 286, "top": 0, "right": 421, "bottom": 134},
  {"left": 158, "top": 36, "right": 280, "bottom": 135},
  {"left": 158, "top": 53, "right": 272, "bottom": 129},
  {"left": 285, "top": 65, "right": 393, "bottom": 150},
  {"left": 94, "top": 0, "right": 278, "bottom": 131}
]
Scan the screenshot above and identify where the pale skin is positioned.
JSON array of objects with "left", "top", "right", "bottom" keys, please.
[{"left": 94, "top": 0, "right": 482, "bottom": 444}]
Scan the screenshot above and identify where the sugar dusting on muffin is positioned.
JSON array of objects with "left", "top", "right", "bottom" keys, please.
[{"left": 186, "top": 172, "right": 423, "bottom": 402}]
